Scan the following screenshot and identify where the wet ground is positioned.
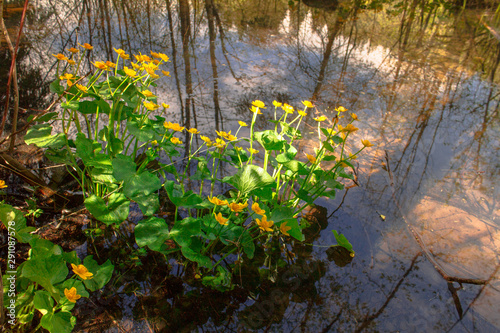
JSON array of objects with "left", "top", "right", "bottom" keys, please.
[{"left": 1, "top": 0, "right": 499, "bottom": 331}]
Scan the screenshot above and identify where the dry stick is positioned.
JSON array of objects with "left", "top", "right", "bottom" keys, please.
[
  {"left": 0, "top": 0, "right": 29, "bottom": 141},
  {"left": 384, "top": 150, "right": 487, "bottom": 285}
]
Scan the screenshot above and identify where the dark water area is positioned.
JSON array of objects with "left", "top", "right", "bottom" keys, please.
[{"left": 1, "top": 0, "right": 499, "bottom": 332}]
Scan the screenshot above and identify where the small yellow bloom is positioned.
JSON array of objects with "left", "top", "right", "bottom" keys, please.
[
  {"left": 200, "top": 135, "right": 212, "bottom": 145},
  {"left": 67, "top": 47, "right": 79, "bottom": 54},
  {"left": 216, "top": 130, "right": 229, "bottom": 138},
  {"left": 152, "top": 59, "right": 161, "bottom": 65},
  {"left": 71, "top": 264, "right": 93, "bottom": 280},
  {"left": 0, "top": 180, "right": 7, "bottom": 189},
  {"left": 306, "top": 153, "right": 316, "bottom": 164},
  {"left": 238, "top": 121, "right": 248, "bottom": 127},
  {"left": 336, "top": 106, "right": 348, "bottom": 112},
  {"left": 251, "top": 202, "right": 266, "bottom": 215},
  {"left": 341, "top": 124, "right": 358, "bottom": 133},
  {"left": 188, "top": 128, "right": 200, "bottom": 134},
  {"left": 151, "top": 51, "right": 160, "bottom": 58},
  {"left": 281, "top": 103, "right": 294, "bottom": 114},
  {"left": 170, "top": 137, "right": 182, "bottom": 144},
  {"left": 226, "top": 134, "right": 237, "bottom": 141},
  {"left": 351, "top": 113, "right": 358, "bottom": 120},
  {"left": 121, "top": 53, "right": 130, "bottom": 60},
  {"left": 142, "top": 90, "right": 155, "bottom": 98},
  {"left": 131, "top": 62, "right": 142, "bottom": 70},
  {"left": 252, "top": 100, "right": 266, "bottom": 108},
  {"left": 314, "top": 115, "right": 327, "bottom": 122},
  {"left": 273, "top": 100, "right": 282, "bottom": 107},
  {"left": 256, "top": 215, "right": 274, "bottom": 232},
  {"left": 158, "top": 53, "right": 170, "bottom": 62},
  {"left": 361, "top": 139, "right": 374, "bottom": 147},
  {"left": 59, "top": 73, "right": 74, "bottom": 80},
  {"left": 134, "top": 53, "right": 151, "bottom": 63},
  {"left": 53, "top": 53, "right": 68, "bottom": 61},
  {"left": 64, "top": 287, "right": 82, "bottom": 303},
  {"left": 143, "top": 101, "right": 160, "bottom": 111},
  {"left": 114, "top": 48, "right": 127, "bottom": 56},
  {"left": 214, "top": 138, "right": 226, "bottom": 148},
  {"left": 280, "top": 222, "right": 291, "bottom": 236},
  {"left": 162, "top": 103, "right": 170, "bottom": 108},
  {"left": 228, "top": 201, "right": 248, "bottom": 213},
  {"left": 66, "top": 59, "right": 76, "bottom": 65},
  {"left": 105, "top": 61, "right": 116, "bottom": 68},
  {"left": 302, "top": 100, "right": 314, "bottom": 108},
  {"left": 247, "top": 148, "right": 259, "bottom": 154},
  {"left": 250, "top": 106, "right": 263, "bottom": 114},
  {"left": 123, "top": 66, "right": 137, "bottom": 77},
  {"left": 67, "top": 80, "right": 74, "bottom": 87},
  {"left": 76, "top": 84, "right": 88, "bottom": 93},
  {"left": 215, "top": 212, "right": 229, "bottom": 226},
  {"left": 92, "top": 61, "right": 108, "bottom": 71},
  {"left": 79, "top": 43, "right": 94, "bottom": 50},
  {"left": 349, "top": 153, "right": 357, "bottom": 160},
  {"left": 162, "top": 70, "right": 171, "bottom": 77},
  {"left": 208, "top": 196, "right": 228, "bottom": 206},
  {"left": 164, "top": 122, "right": 185, "bottom": 132},
  {"left": 151, "top": 140, "right": 158, "bottom": 145},
  {"left": 234, "top": 146, "right": 243, "bottom": 152},
  {"left": 298, "top": 110, "right": 307, "bottom": 117}
]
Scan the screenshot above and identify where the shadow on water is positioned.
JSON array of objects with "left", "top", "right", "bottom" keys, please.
[{"left": 1, "top": 0, "right": 499, "bottom": 331}]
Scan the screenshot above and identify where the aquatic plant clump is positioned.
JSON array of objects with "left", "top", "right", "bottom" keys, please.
[{"left": 11, "top": 44, "right": 372, "bottom": 332}]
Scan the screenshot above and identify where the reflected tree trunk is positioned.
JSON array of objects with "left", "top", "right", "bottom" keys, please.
[
  {"left": 179, "top": 0, "right": 194, "bottom": 144},
  {"left": 205, "top": 0, "right": 222, "bottom": 131}
]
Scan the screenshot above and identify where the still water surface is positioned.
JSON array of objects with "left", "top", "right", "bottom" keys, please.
[{"left": 4, "top": 0, "right": 500, "bottom": 331}]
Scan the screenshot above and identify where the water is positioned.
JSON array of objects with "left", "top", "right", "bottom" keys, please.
[{"left": 2, "top": 0, "right": 499, "bottom": 331}]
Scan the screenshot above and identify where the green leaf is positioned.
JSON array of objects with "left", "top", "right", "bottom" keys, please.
[
  {"left": 33, "top": 291, "right": 54, "bottom": 316},
  {"left": 0, "top": 203, "right": 37, "bottom": 243},
  {"left": 231, "top": 165, "right": 274, "bottom": 194},
  {"left": 135, "top": 217, "right": 170, "bottom": 251},
  {"left": 61, "top": 100, "right": 80, "bottom": 110},
  {"left": 270, "top": 206, "right": 295, "bottom": 223},
  {"left": 164, "top": 180, "right": 203, "bottom": 208},
  {"left": 24, "top": 124, "right": 65, "bottom": 148},
  {"left": 29, "top": 238, "right": 63, "bottom": 259},
  {"left": 297, "top": 189, "right": 314, "bottom": 204},
  {"left": 82, "top": 256, "right": 114, "bottom": 292},
  {"left": 35, "top": 112, "right": 58, "bottom": 123},
  {"left": 255, "top": 130, "right": 285, "bottom": 151},
  {"left": 112, "top": 154, "right": 136, "bottom": 182},
  {"left": 332, "top": 230, "right": 353, "bottom": 253},
  {"left": 22, "top": 255, "right": 68, "bottom": 300},
  {"left": 170, "top": 217, "right": 201, "bottom": 247},
  {"left": 279, "top": 218, "right": 304, "bottom": 241},
  {"left": 283, "top": 160, "right": 309, "bottom": 175},
  {"left": 123, "top": 171, "right": 162, "bottom": 198},
  {"left": 49, "top": 79, "right": 64, "bottom": 94},
  {"left": 134, "top": 193, "right": 160, "bottom": 216},
  {"left": 181, "top": 246, "right": 212, "bottom": 268},
  {"left": 202, "top": 266, "right": 233, "bottom": 291},
  {"left": 40, "top": 311, "right": 75, "bottom": 333},
  {"left": 84, "top": 193, "right": 130, "bottom": 225}
]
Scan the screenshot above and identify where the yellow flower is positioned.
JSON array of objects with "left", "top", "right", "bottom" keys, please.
[
  {"left": 142, "top": 90, "right": 155, "bottom": 98},
  {"left": 250, "top": 106, "right": 263, "bottom": 114},
  {"left": 105, "top": 61, "right": 116, "bottom": 68},
  {"left": 216, "top": 130, "right": 229, "bottom": 138},
  {"left": 306, "top": 153, "right": 316, "bottom": 164},
  {"left": 234, "top": 146, "right": 243, "bottom": 152},
  {"left": 247, "top": 148, "right": 259, "bottom": 154},
  {"left": 252, "top": 100, "right": 266, "bottom": 108},
  {"left": 208, "top": 196, "right": 228, "bottom": 206},
  {"left": 123, "top": 66, "right": 137, "bottom": 77},
  {"left": 226, "top": 134, "right": 237, "bottom": 141},
  {"left": 341, "top": 124, "right": 358, "bottom": 133},
  {"left": 162, "top": 70, "right": 171, "bottom": 77},
  {"left": 0, "top": 180, "right": 7, "bottom": 189},
  {"left": 134, "top": 53, "right": 151, "bottom": 63},
  {"left": 67, "top": 80, "right": 74, "bottom": 87},
  {"left": 64, "top": 287, "right": 82, "bottom": 303},
  {"left": 256, "top": 215, "right": 274, "bottom": 232},
  {"left": 298, "top": 110, "right": 307, "bottom": 117},
  {"left": 188, "top": 128, "right": 200, "bottom": 134},
  {"left": 280, "top": 222, "right": 291, "bottom": 236},
  {"left": 281, "top": 103, "right": 294, "bottom": 114},
  {"left": 131, "top": 62, "right": 142, "bottom": 70},
  {"left": 238, "top": 121, "right": 248, "bottom": 127},
  {"left": 71, "top": 264, "right": 93, "bottom": 280},
  {"left": 200, "top": 135, "right": 212, "bottom": 145},
  {"left": 302, "top": 100, "right": 314, "bottom": 108},
  {"left": 170, "top": 137, "right": 182, "bottom": 144},
  {"left": 76, "top": 84, "right": 88, "bottom": 93},
  {"left": 92, "top": 61, "right": 108, "bottom": 71},
  {"left": 164, "top": 122, "right": 185, "bottom": 132},
  {"left": 351, "top": 113, "right": 358, "bottom": 120},
  {"left": 214, "top": 138, "right": 226, "bottom": 148},
  {"left": 66, "top": 59, "right": 76, "bottom": 65},
  {"left": 158, "top": 53, "right": 170, "bottom": 62},
  {"left": 336, "top": 106, "right": 348, "bottom": 112},
  {"left": 314, "top": 115, "right": 327, "bottom": 122},
  {"left": 251, "top": 202, "right": 265, "bottom": 215},
  {"left": 273, "top": 100, "right": 282, "bottom": 107},
  {"left": 162, "top": 103, "right": 170, "bottom": 108},
  {"left": 152, "top": 59, "right": 161, "bottom": 65},
  {"left": 151, "top": 140, "right": 158, "bottom": 145},
  {"left": 151, "top": 51, "right": 160, "bottom": 58},
  {"left": 349, "top": 153, "right": 357, "bottom": 160},
  {"left": 121, "top": 53, "right": 130, "bottom": 60},
  {"left": 361, "top": 139, "right": 374, "bottom": 147},
  {"left": 53, "top": 53, "right": 68, "bottom": 61},
  {"left": 215, "top": 212, "right": 229, "bottom": 226},
  {"left": 114, "top": 48, "right": 127, "bottom": 56},
  {"left": 228, "top": 201, "right": 248, "bottom": 213},
  {"left": 143, "top": 101, "right": 160, "bottom": 111},
  {"left": 59, "top": 73, "right": 74, "bottom": 80},
  {"left": 67, "top": 47, "right": 79, "bottom": 54},
  {"left": 79, "top": 43, "right": 93, "bottom": 50}
]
